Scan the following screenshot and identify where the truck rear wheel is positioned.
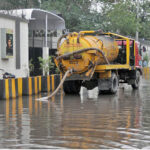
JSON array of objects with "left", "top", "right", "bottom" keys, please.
[
  {"left": 132, "top": 70, "right": 140, "bottom": 89},
  {"left": 82, "top": 80, "right": 98, "bottom": 90},
  {"left": 63, "top": 80, "right": 81, "bottom": 94}
]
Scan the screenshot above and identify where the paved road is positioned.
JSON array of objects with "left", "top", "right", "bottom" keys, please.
[{"left": 0, "top": 78, "right": 150, "bottom": 149}]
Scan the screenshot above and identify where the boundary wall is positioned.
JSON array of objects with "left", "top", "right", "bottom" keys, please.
[{"left": 0, "top": 74, "right": 62, "bottom": 100}]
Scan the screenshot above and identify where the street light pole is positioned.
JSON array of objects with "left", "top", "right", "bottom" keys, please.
[
  {"left": 45, "top": 13, "right": 48, "bottom": 47},
  {"left": 136, "top": 0, "right": 139, "bottom": 41}
]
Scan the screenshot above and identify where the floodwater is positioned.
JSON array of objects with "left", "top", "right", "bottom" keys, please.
[{"left": 0, "top": 78, "right": 150, "bottom": 149}]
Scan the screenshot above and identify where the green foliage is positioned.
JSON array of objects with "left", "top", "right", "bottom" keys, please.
[
  {"left": 29, "top": 59, "right": 34, "bottom": 73},
  {"left": 140, "top": 22, "right": 150, "bottom": 40},
  {"left": 41, "top": 0, "right": 150, "bottom": 39},
  {"left": 105, "top": 0, "right": 138, "bottom": 35},
  {"left": 1, "top": 0, "right": 150, "bottom": 39},
  {"left": 139, "top": 0, "right": 150, "bottom": 39},
  {"left": 98, "top": 0, "right": 150, "bottom": 39},
  {"left": 0, "top": 0, "right": 40, "bottom": 10},
  {"left": 143, "top": 53, "right": 149, "bottom": 63},
  {"left": 38, "top": 56, "right": 59, "bottom": 75},
  {"left": 55, "top": 67, "right": 60, "bottom": 74},
  {"left": 41, "top": 0, "right": 99, "bottom": 31}
]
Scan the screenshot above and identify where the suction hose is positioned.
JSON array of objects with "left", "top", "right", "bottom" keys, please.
[
  {"left": 36, "top": 69, "right": 73, "bottom": 101},
  {"left": 56, "top": 47, "right": 110, "bottom": 64}
]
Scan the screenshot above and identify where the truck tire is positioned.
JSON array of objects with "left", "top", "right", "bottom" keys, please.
[
  {"left": 132, "top": 70, "right": 140, "bottom": 89},
  {"left": 63, "top": 80, "right": 81, "bottom": 94},
  {"left": 99, "top": 73, "right": 118, "bottom": 94},
  {"left": 110, "top": 73, "right": 119, "bottom": 94}
]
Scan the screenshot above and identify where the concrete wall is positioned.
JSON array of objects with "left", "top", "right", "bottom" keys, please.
[
  {"left": 0, "top": 17, "right": 16, "bottom": 78},
  {"left": 20, "top": 22, "right": 29, "bottom": 77},
  {"left": 0, "top": 15, "right": 29, "bottom": 78}
]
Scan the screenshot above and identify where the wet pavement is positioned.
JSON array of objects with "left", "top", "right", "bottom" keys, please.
[{"left": 0, "top": 78, "right": 150, "bottom": 149}]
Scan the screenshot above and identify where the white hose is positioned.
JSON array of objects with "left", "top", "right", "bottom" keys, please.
[{"left": 36, "top": 69, "right": 72, "bottom": 101}]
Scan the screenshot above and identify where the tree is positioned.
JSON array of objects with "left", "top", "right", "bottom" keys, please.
[
  {"left": 99, "top": 0, "right": 150, "bottom": 39},
  {"left": 41, "top": 0, "right": 102, "bottom": 31},
  {"left": 139, "top": 0, "right": 150, "bottom": 39},
  {"left": 105, "top": 0, "right": 138, "bottom": 35},
  {"left": 41, "top": 0, "right": 141, "bottom": 36},
  {"left": 1, "top": 0, "right": 150, "bottom": 40},
  {"left": 0, "top": 0, "right": 40, "bottom": 10}
]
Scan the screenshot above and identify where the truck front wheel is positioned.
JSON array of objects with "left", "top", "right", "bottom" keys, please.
[
  {"left": 99, "top": 72, "right": 119, "bottom": 94},
  {"left": 110, "top": 73, "right": 119, "bottom": 94},
  {"left": 131, "top": 70, "right": 140, "bottom": 89}
]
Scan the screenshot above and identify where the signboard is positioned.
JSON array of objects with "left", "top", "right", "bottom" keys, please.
[
  {"left": 6, "top": 29, "right": 13, "bottom": 56},
  {"left": 1, "top": 28, "right": 13, "bottom": 59}
]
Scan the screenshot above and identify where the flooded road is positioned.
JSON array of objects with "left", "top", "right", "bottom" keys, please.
[{"left": 1, "top": 78, "right": 150, "bottom": 149}]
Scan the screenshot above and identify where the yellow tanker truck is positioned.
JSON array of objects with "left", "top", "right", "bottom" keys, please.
[{"left": 55, "top": 30, "right": 142, "bottom": 94}]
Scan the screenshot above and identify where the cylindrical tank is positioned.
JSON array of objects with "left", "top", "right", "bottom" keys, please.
[{"left": 56, "top": 32, "right": 119, "bottom": 74}]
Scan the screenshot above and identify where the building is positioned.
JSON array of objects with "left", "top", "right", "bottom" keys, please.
[
  {"left": 0, "top": 9, "right": 66, "bottom": 77},
  {"left": 0, "top": 12, "right": 29, "bottom": 78}
]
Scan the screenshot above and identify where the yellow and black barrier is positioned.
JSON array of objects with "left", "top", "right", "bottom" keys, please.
[
  {"left": 143, "top": 67, "right": 150, "bottom": 79},
  {"left": 0, "top": 74, "right": 61, "bottom": 100},
  {"left": 0, "top": 78, "right": 23, "bottom": 100},
  {"left": 22, "top": 76, "right": 42, "bottom": 95},
  {"left": 41, "top": 74, "right": 60, "bottom": 92}
]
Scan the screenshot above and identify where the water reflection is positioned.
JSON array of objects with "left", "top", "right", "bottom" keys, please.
[
  {"left": 59, "top": 90, "right": 140, "bottom": 148},
  {"left": 143, "top": 68, "right": 150, "bottom": 80},
  {"left": 80, "top": 86, "right": 99, "bottom": 103},
  {"left": 1, "top": 78, "right": 150, "bottom": 148}
]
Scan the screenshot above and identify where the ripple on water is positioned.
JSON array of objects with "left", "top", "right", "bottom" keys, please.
[{"left": 0, "top": 79, "right": 150, "bottom": 148}]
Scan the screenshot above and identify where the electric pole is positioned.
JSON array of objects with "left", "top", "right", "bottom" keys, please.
[{"left": 136, "top": 0, "right": 139, "bottom": 41}]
